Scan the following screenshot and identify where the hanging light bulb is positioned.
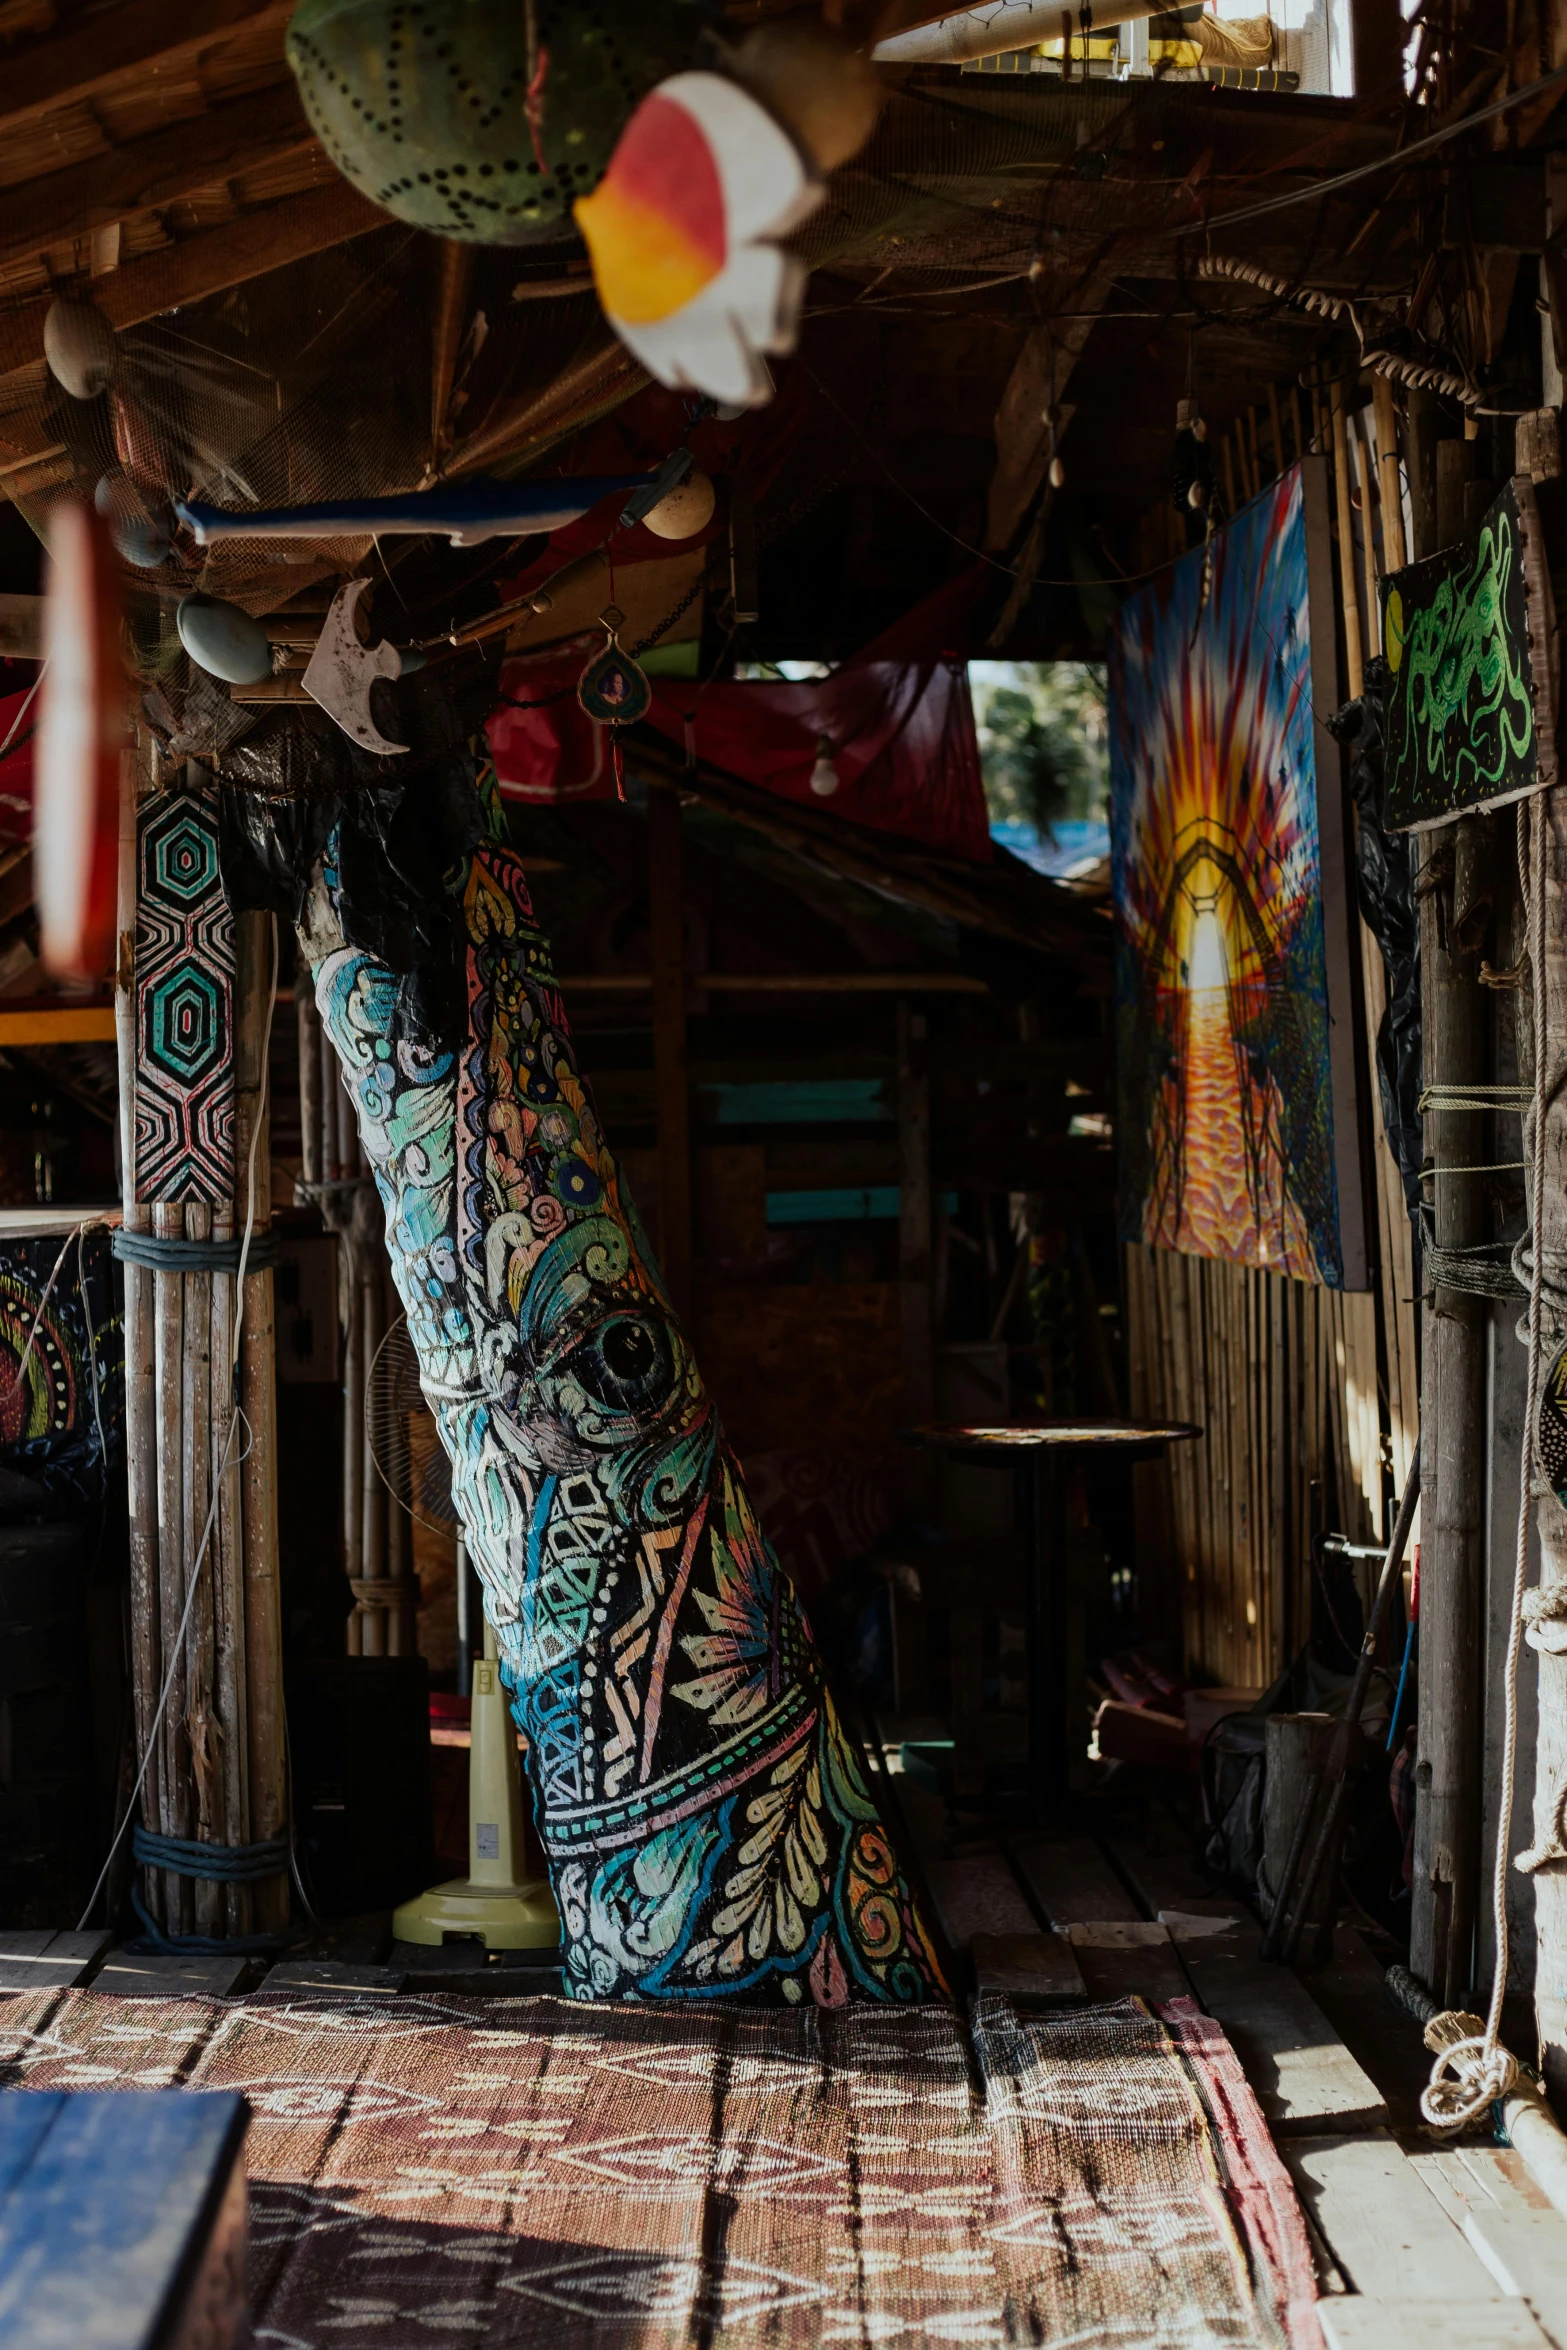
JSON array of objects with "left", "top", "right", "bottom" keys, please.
[{"left": 809, "top": 733, "right": 840, "bottom": 796}]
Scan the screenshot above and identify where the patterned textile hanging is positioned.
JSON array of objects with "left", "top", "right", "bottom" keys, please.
[
  {"left": 303, "top": 778, "right": 946, "bottom": 2005},
  {"left": 134, "top": 782, "right": 236, "bottom": 1203}
]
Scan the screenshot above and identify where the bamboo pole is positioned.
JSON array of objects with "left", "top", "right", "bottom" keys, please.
[
  {"left": 298, "top": 987, "right": 322, "bottom": 1198},
  {"left": 151, "top": 1196, "right": 188, "bottom": 1934},
  {"left": 1371, "top": 376, "right": 1407, "bottom": 572},
  {"left": 1351, "top": 411, "right": 1382, "bottom": 661},
  {"left": 117, "top": 736, "right": 161, "bottom": 1929},
  {"left": 234, "top": 910, "right": 288, "bottom": 1935},
  {"left": 343, "top": 1268, "right": 366, "bottom": 1652},
  {"left": 360, "top": 1260, "right": 387, "bottom": 1649},
  {"left": 384, "top": 1259, "right": 412, "bottom": 1651},
  {"left": 1330, "top": 380, "right": 1365, "bottom": 699},
  {"left": 210, "top": 1189, "right": 248, "bottom": 1937},
  {"left": 182, "top": 1197, "right": 220, "bottom": 1937}
]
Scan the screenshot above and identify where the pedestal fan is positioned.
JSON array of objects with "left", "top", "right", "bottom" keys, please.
[{"left": 364, "top": 1314, "right": 558, "bottom": 1951}]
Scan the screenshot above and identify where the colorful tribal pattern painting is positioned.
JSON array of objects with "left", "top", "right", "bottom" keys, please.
[
  {"left": 305, "top": 785, "right": 946, "bottom": 2006},
  {"left": 135, "top": 785, "right": 236, "bottom": 1202},
  {"left": 1111, "top": 465, "right": 1349, "bottom": 1287},
  {"left": 0, "top": 1230, "right": 122, "bottom": 1509}
]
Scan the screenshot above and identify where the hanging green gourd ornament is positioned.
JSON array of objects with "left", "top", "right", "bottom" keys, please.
[{"left": 286, "top": 0, "right": 704, "bottom": 245}]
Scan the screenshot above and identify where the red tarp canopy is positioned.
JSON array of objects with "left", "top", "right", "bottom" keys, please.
[{"left": 486, "top": 567, "right": 992, "bottom": 862}]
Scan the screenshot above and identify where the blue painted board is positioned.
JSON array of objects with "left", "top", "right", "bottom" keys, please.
[
  {"left": 701, "top": 1078, "right": 890, "bottom": 1125},
  {"left": 766, "top": 1187, "right": 959, "bottom": 1225},
  {"left": 0, "top": 2091, "right": 247, "bottom": 2348}
]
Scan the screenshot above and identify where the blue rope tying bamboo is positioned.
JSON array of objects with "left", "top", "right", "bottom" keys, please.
[
  {"left": 132, "top": 1826, "right": 288, "bottom": 1882},
  {"left": 111, "top": 1228, "right": 280, "bottom": 1274},
  {"left": 129, "top": 1827, "right": 294, "bottom": 1957}
]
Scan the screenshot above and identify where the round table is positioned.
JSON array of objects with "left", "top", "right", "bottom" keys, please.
[{"left": 901, "top": 1421, "right": 1201, "bottom": 1799}]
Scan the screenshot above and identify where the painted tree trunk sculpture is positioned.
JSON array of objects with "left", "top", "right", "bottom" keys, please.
[{"left": 301, "top": 808, "right": 946, "bottom": 2005}]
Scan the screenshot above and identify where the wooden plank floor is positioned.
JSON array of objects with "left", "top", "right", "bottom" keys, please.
[
  {"left": 865, "top": 1737, "right": 1567, "bottom": 2349},
  {"left": 0, "top": 1932, "right": 110, "bottom": 1992},
  {"left": 13, "top": 1728, "right": 1567, "bottom": 2350}
]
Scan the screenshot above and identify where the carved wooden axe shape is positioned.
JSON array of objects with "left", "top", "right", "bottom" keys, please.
[{"left": 303, "top": 578, "right": 407, "bottom": 756}]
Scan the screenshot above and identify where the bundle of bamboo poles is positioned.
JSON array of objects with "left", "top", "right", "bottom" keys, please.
[
  {"left": 295, "top": 986, "right": 413, "bottom": 1656},
  {"left": 1126, "top": 1243, "right": 1384, "bottom": 1688},
  {"left": 115, "top": 741, "right": 287, "bottom": 1940}
]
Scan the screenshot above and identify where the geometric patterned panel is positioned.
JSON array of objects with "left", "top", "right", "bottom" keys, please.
[{"left": 134, "top": 785, "right": 235, "bottom": 1202}]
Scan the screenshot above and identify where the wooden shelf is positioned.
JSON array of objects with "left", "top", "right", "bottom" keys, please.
[{"left": 0, "top": 1003, "right": 117, "bottom": 1044}]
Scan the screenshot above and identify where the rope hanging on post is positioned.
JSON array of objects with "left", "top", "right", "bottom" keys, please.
[{"left": 1419, "top": 793, "right": 1547, "bottom": 2135}]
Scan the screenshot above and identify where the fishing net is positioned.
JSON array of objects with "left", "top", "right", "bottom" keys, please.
[{"left": 0, "top": 47, "right": 1338, "bottom": 781}]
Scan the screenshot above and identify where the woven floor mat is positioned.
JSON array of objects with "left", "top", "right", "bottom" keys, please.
[{"left": 0, "top": 1986, "right": 1321, "bottom": 2348}]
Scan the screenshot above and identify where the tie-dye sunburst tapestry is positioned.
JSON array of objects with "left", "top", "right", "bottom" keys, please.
[{"left": 1109, "top": 461, "right": 1365, "bottom": 1289}]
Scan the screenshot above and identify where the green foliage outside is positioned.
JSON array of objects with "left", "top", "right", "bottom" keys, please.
[{"left": 969, "top": 662, "right": 1110, "bottom": 841}]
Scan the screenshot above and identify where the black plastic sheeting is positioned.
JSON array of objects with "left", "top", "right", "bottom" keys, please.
[
  {"left": 1328, "top": 658, "right": 1423, "bottom": 1228},
  {"left": 213, "top": 664, "right": 490, "bottom": 1053}
]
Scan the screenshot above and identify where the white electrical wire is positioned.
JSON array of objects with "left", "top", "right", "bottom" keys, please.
[{"left": 75, "top": 917, "right": 279, "bottom": 1933}]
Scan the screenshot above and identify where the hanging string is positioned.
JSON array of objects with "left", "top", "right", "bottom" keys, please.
[{"left": 1420, "top": 794, "right": 1547, "bottom": 2133}]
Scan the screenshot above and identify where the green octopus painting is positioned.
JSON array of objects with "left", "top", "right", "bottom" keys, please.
[{"left": 301, "top": 789, "right": 946, "bottom": 2006}]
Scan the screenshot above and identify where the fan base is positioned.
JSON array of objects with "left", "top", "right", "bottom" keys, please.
[{"left": 393, "top": 1875, "right": 560, "bottom": 1950}]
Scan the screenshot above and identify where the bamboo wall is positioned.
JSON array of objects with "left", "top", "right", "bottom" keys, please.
[
  {"left": 1120, "top": 365, "right": 1422, "bottom": 1698},
  {"left": 1125, "top": 1242, "right": 1388, "bottom": 1690}
]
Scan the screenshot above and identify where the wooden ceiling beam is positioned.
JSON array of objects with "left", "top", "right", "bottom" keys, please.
[
  {"left": 0, "top": 0, "right": 295, "bottom": 144},
  {"left": 0, "top": 83, "right": 314, "bottom": 274},
  {"left": 0, "top": 180, "right": 390, "bottom": 385}
]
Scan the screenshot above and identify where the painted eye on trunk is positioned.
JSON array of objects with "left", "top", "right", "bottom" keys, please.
[{"left": 567, "top": 1311, "right": 677, "bottom": 1416}]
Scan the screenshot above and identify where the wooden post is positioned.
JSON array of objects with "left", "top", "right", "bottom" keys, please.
[
  {"left": 1531, "top": 801, "right": 1567, "bottom": 2095},
  {"left": 897, "top": 1000, "right": 934, "bottom": 1423},
  {"left": 1350, "top": 0, "right": 1405, "bottom": 98},
  {"left": 1405, "top": 386, "right": 1440, "bottom": 557},
  {"left": 1409, "top": 431, "right": 1489, "bottom": 2008},
  {"left": 1512, "top": 422, "right": 1567, "bottom": 2093},
  {"left": 648, "top": 783, "right": 692, "bottom": 1323},
  {"left": 234, "top": 910, "right": 288, "bottom": 1935},
  {"left": 428, "top": 239, "right": 474, "bottom": 471}
]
